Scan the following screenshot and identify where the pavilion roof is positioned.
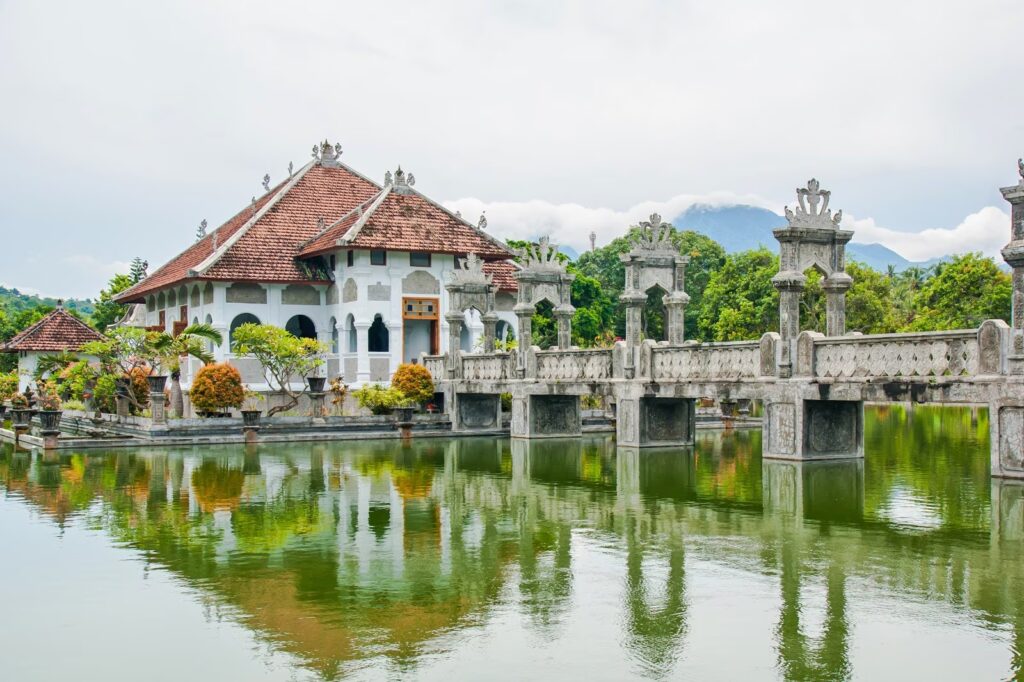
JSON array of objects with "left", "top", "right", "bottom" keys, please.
[{"left": 1, "top": 306, "right": 105, "bottom": 353}]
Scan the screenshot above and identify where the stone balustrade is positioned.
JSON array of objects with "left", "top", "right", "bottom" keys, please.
[
  {"left": 535, "top": 348, "right": 614, "bottom": 381},
  {"left": 808, "top": 329, "right": 983, "bottom": 379},
  {"left": 422, "top": 355, "right": 446, "bottom": 381},
  {"left": 649, "top": 341, "right": 761, "bottom": 381},
  {"left": 462, "top": 353, "right": 513, "bottom": 381}
]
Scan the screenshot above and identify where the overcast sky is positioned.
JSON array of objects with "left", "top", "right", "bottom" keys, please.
[{"left": 1, "top": 0, "right": 1021, "bottom": 298}]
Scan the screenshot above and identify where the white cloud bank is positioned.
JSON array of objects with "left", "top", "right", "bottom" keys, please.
[{"left": 445, "top": 195, "right": 1010, "bottom": 263}]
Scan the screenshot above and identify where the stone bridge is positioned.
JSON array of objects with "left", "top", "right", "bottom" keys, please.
[{"left": 425, "top": 167, "right": 1024, "bottom": 479}]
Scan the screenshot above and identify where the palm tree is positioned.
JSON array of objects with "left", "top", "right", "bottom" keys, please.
[{"left": 150, "top": 323, "right": 223, "bottom": 418}]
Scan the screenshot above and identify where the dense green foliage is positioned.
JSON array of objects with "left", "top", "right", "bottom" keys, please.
[
  {"left": 231, "top": 323, "right": 326, "bottom": 416},
  {"left": 354, "top": 384, "right": 412, "bottom": 414}
]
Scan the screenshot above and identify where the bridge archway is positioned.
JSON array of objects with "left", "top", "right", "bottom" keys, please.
[
  {"left": 513, "top": 237, "right": 575, "bottom": 358},
  {"left": 619, "top": 214, "right": 690, "bottom": 346}
]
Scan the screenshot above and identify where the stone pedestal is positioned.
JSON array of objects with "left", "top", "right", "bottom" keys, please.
[
  {"left": 511, "top": 393, "right": 581, "bottom": 439},
  {"left": 990, "top": 400, "right": 1024, "bottom": 479},
  {"left": 115, "top": 395, "right": 129, "bottom": 418},
  {"left": 42, "top": 433, "right": 60, "bottom": 450},
  {"left": 150, "top": 392, "right": 167, "bottom": 425},
  {"left": 823, "top": 274, "right": 852, "bottom": 337},
  {"left": 452, "top": 393, "right": 501, "bottom": 432},
  {"left": 615, "top": 395, "right": 695, "bottom": 448},
  {"left": 763, "top": 393, "right": 863, "bottom": 461},
  {"left": 309, "top": 392, "right": 326, "bottom": 422},
  {"left": 243, "top": 427, "right": 260, "bottom": 444}
]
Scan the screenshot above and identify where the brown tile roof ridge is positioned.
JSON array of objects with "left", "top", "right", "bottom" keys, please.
[
  {"left": 1, "top": 307, "right": 105, "bottom": 353},
  {"left": 297, "top": 186, "right": 392, "bottom": 257},
  {"left": 188, "top": 160, "right": 318, "bottom": 278}
]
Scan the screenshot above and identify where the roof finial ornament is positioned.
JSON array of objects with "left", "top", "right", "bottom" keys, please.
[
  {"left": 1018, "top": 158, "right": 1024, "bottom": 185},
  {"left": 56, "top": 299, "right": 64, "bottom": 310},
  {"left": 384, "top": 170, "right": 393, "bottom": 186},
  {"left": 288, "top": 161, "right": 294, "bottom": 178},
  {"left": 478, "top": 212, "right": 488, "bottom": 230},
  {"left": 251, "top": 196, "right": 257, "bottom": 216},
  {"left": 783, "top": 178, "right": 843, "bottom": 229},
  {"left": 517, "top": 236, "right": 566, "bottom": 273},
  {"left": 391, "top": 166, "right": 416, "bottom": 193},
  {"left": 455, "top": 210, "right": 462, "bottom": 219},
  {"left": 590, "top": 231, "right": 597, "bottom": 252},
  {"left": 312, "top": 140, "right": 343, "bottom": 166},
  {"left": 262, "top": 173, "right": 271, "bottom": 192},
  {"left": 316, "top": 216, "right": 325, "bottom": 232},
  {"left": 196, "top": 218, "right": 207, "bottom": 242}
]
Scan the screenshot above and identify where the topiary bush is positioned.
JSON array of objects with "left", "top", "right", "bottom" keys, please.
[
  {"left": 190, "top": 362, "right": 245, "bottom": 415},
  {"left": 391, "top": 363, "right": 435, "bottom": 405},
  {"left": 354, "top": 384, "right": 411, "bottom": 415}
]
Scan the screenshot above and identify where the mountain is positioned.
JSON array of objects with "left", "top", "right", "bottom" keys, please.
[
  {"left": 0, "top": 286, "right": 94, "bottom": 318},
  {"left": 672, "top": 204, "right": 940, "bottom": 273}
]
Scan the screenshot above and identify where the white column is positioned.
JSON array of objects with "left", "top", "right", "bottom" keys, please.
[{"left": 355, "top": 321, "right": 371, "bottom": 383}]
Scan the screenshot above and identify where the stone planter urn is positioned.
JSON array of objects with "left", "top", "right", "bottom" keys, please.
[
  {"left": 306, "top": 376, "right": 327, "bottom": 393},
  {"left": 11, "top": 408, "right": 32, "bottom": 430},
  {"left": 38, "top": 410, "right": 62, "bottom": 434},
  {"left": 241, "top": 410, "right": 262, "bottom": 428},
  {"left": 392, "top": 406, "right": 415, "bottom": 424},
  {"left": 147, "top": 375, "right": 168, "bottom": 394}
]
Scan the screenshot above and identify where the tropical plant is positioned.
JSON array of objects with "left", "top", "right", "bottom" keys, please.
[
  {"left": 0, "top": 371, "right": 18, "bottom": 403},
  {"left": 11, "top": 393, "right": 28, "bottom": 408},
  {"left": 329, "top": 377, "right": 347, "bottom": 415},
  {"left": 190, "top": 363, "right": 245, "bottom": 415},
  {"left": 231, "top": 323, "right": 326, "bottom": 416},
  {"left": 36, "top": 381, "right": 62, "bottom": 411},
  {"left": 80, "top": 326, "right": 152, "bottom": 409},
  {"left": 242, "top": 388, "right": 265, "bottom": 412},
  {"left": 391, "top": 363, "right": 435, "bottom": 405},
  {"left": 149, "top": 322, "right": 223, "bottom": 417},
  {"left": 354, "top": 384, "right": 411, "bottom": 415}
]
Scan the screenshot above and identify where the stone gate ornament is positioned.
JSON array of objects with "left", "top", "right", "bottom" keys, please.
[
  {"left": 635, "top": 213, "right": 674, "bottom": 251},
  {"left": 784, "top": 178, "right": 843, "bottom": 229}
]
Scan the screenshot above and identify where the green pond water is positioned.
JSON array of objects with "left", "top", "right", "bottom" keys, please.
[{"left": 1, "top": 405, "right": 1022, "bottom": 681}]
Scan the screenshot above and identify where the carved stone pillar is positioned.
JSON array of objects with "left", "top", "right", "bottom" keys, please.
[
  {"left": 772, "top": 272, "right": 805, "bottom": 379},
  {"left": 1001, "top": 163, "right": 1024, "bottom": 374},
  {"left": 514, "top": 304, "right": 534, "bottom": 376},
  {"left": 664, "top": 291, "right": 690, "bottom": 345},
  {"left": 481, "top": 312, "right": 498, "bottom": 352},
  {"left": 621, "top": 293, "right": 645, "bottom": 347},
  {"left": 554, "top": 306, "right": 574, "bottom": 349},
  {"left": 445, "top": 312, "right": 463, "bottom": 379},
  {"left": 150, "top": 392, "right": 167, "bottom": 425},
  {"left": 823, "top": 274, "right": 852, "bottom": 337}
]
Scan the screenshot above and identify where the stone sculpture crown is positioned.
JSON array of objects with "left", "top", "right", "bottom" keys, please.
[
  {"left": 449, "top": 253, "right": 493, "bottom": 285},
  {"left": 632, "top": 213, "right": 675, "bottom": 252},
  {"left": 517, "top": 236, "right": 566, "bottom": 273},
  {"left": 784, "top": 178, "right": 843, "bottom": 229},
  {"left": 312, "top": 139, "right": 343, "bottom": 165}
]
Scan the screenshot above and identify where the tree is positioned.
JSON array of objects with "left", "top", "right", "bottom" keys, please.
[
  {"left": 230, "top": 323, "right": 326, "bottom": 416},
  {"left": 129, "top": 257, "right": 148, "bottom": 284},
  {"left": 907, "top": 253, "right": 1011, "bottom": 331},
  {"left": 91, "top": 273, "right": 134, "bottom": 331},
  {"left": 391, "top": 363, "right": 435, "bottom": 405},
  {"left": 149, "top": 323, "right": 223, "bottom": 417},
  {"left": 80, "top": 326, "right": 152, "bottom": 409},
  {"left": 697, "top": 248, "right": 779, "bottom": 341},
  {"left": 190, "top": 363, "right": 244, "bottom": 415}
]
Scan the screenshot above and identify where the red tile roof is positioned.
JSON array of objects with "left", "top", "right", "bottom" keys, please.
[
  {"left": 1, "top": 308, "right": 105, "bottom": 353},
  {"left": 299, "top": 186, "right": 513, "bottom": 260},
  {"left": 483, "top": 260, "right": 519, "bottom": 291},
  {"left": 116, "top": 156, "right": 516, "bottom": 303}
]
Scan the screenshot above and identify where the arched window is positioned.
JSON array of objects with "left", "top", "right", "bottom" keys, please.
[
  {"left": 346, "top": 314, "right": 357, "bottom": 353},
  {"left": 285, "top": 314, "right": 317, "bottom": 340},
  {"left": 368, "top": 314, "right": 389, "bottom": 352},
  {"left": 329, "top": 316, "right": 338, "bottom": 354},
  {"left": 230, "top": 313, "right": 261, "bottom": 348}
]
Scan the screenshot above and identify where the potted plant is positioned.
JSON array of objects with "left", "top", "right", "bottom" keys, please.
[
  {"left": 35, "top": 382, "right": 63, "bottom": 433},
  {"left": 306, "top": 375, "right": 327, "bottom": 394},
  {"left": 10, "top": 392, "right": 31, "bottom": 429},
  {"left": 146, "top": 373, "right": 168, "bottom": 394},
  {"left": 240, "top": 389, "right": 264, "bottom": 427}
]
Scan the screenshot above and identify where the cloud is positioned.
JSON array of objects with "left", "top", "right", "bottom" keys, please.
[
  {"left": 844, "top": 207, "right": 1009, "bottom": 261},
  {"left": 444, "top": 191, "right": 779, "bottom": 252},
  {"left": 444, "top": 195, "right": 1011, "bottom": 263},
  {"left": 56, "top": 255, "right": 132, "bottom": 299}
]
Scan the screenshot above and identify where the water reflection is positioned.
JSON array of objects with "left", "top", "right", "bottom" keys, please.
[{"left": 0, "top": 405, "right": 1021, "bottom": 680}]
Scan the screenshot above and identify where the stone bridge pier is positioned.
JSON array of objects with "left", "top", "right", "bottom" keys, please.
[
  {"left": 615, "top": 386, "right": 696, "bottom": 449},
  {"left": 450, "top": 392, "right": 503, "bottom": 433},
  {"left": 510, "top": 392, "right": 582, "bottom": 439}
]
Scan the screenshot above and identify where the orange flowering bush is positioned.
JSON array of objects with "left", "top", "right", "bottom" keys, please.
[
  {"left": 391, "top": 363, "right": 434, "bottom": 405},
  {"left": 190, "top": 362, "right": 244, "bottom": 414}
]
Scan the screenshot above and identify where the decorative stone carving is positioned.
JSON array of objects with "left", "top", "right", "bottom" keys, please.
[
  {"left": 760, "top": 332, "right": 780, "bottom": 377},
  {"left": 774, "top": 178, "right": 855, "bottom": 339},
  {"left": 619, "top": 213, "right": 690, "bottom": 346},
  {"left": 403, "top": 270, "right": 440, "bottom": 294},
  {"left": 281, "top": 284, "right": 320, "bottom": 305},
  {"left": 513, "top": 239, "right": 575, "bottom": 364},
  {"left": 813, "top": 332, "right": 980, "bottom": 378},
  {"left": 368, "top": 283, "right": 391, "bottom": 301},
  {"left": 535, "top": 349, "right": 613, "bottom": 381},
  {"left": 447, "top": 253, "right": 499, "bottom": 352},
  {"left": 978, "top": 319, "right": 1009, "bottom": 375},
  {"left": 804, "top": 400, "right": 860, "bottom": 457},
  {"left": 999, "top": 407, "right": 1024, "bottom": 471},
  {"left": 226, "top": 282, "right": 267, "bottom": 304},
  {"left": 342, "top": 278, "right": 358, "bottom": 303},
  {"left": 649, "top": 342, "right": 759, "bottom": 381},
  {"left": 312, "top": 140, "right": 343, "bottom": 166}
]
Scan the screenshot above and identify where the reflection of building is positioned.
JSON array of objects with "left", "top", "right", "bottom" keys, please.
[
  {"left": 113, "top": 142, "right": 519, "bottom": 389},
  {"left": 0, "top": 303, "right": 104, "bottom": 391}
]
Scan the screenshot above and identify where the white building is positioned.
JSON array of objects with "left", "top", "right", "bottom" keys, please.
[
  {"left": 114, "top": 141, "right": 519, "bottom": 391},
  {"left": 0, "top": 304, "right": 105, "bottom": 392}
]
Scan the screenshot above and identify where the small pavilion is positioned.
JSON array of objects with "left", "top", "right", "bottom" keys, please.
[{"left": 0, "top": 303, "right": 105, "bottom": 391}]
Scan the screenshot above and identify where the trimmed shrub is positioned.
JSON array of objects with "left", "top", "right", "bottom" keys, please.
[
  {"left": 391, "top": 363, "right": 434, "bottom": 405},
  {"left": 0, "top": 371, "right": 18, "bottom": 403},
  {"left": 354, "top": 384, "right": 411, "bottom": 415},
  {"left": 190, "top": 362, "right": 245, "bottom": 414}
]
